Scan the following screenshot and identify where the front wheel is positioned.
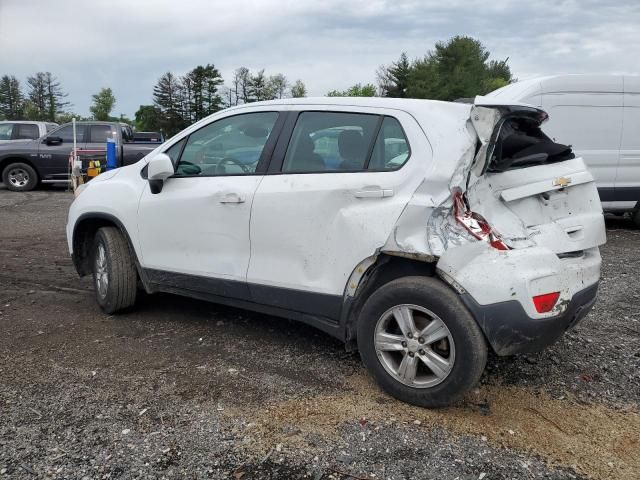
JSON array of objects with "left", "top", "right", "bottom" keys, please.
[
  {"left": 2, "top": 162, "right": 38, "bottom": 191},
  {"left": 357, "top": 276, "right": 487, "bottom": 408},
  {"left": 93, "top": 227, "right": 138, "bottom": 314}
]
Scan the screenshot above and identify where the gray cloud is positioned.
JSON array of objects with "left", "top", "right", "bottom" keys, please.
[{"left": 1, "top": 0, "right": 638, "bottom": 117}]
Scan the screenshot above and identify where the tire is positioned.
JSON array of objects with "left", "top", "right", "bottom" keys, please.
[
  {"left": 2, "top": 162, "right": 38, "bottom": 192},
  {"left": 633, "top": 208, "right": 640, "bottom": 228},
  {"left": 357, "top": 276, "right": 487, "bottom": 408},
  {"left": 92, "top": 227, "right": 137, "bottom": 314}
]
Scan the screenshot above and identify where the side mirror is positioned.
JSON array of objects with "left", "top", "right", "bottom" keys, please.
[
  {"left": 148, "top": 153, "right": 174, "bottom": 194},
  {"left": 45, "top": 136, "right": 62, "bottom": 145}
]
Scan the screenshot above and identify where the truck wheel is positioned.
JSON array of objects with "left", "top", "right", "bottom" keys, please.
[
  {"left": 357, "top": 276, "right": 487, "bottom": 408},
  {"left": 2, "top": 162, "right": 38, "bottom": 192},
  {"left": 92, "top": 226, "right": 137, "bottom": 314}
]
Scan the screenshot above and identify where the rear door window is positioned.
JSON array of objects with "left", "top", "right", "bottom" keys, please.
[
  {"left": 0, "top": 123, "right": 14, "bottom": 140},
  {"left": 15, "top": 123, "right": 40, "bottom": 140},
  {"left": 89, "top": 125, "right": 114, "bottom": 143},
  {"left": 368, "top": 117, "right": 411, "bottom": 170},
  {"left": 283, "top": 112, "right": 379, "bottom": 172}
]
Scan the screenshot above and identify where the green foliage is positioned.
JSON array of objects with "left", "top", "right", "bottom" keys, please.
[
  {"left": 152, "top": 71, "right": 187, "bottom": 136},
  {"left": 134, "top": 105, "right": 163, "bottom": 132},
  {"left": 0, "top": 75, "right": 24, "bottom": 120},
  {"left": 26, "top": 72, "right": 70, "bottom": 121},
  {"left": 377, "top": 52, "right": 411, "bottom": 98},
  {"left": 55, "top": 111, "right": 87, "bottom": 124},
  {"left": 184, "top": 63, "right": 224, "bottom": 122},
  {"left": 290, "top": 79, "right": 307, "bottom": 98},
  {"left": 326, "top": 83, "right": 377, "bottom": 97},
  {"left": 90, "top": 87, "right": 116, "bottom": 121},
  {"left": 403, "top": 36, "right": 513, "bottom": 101}
]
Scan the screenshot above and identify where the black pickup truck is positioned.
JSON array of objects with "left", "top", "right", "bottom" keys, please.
[{"left": 0, "top": 121, "right": 160, "bottom": 191}]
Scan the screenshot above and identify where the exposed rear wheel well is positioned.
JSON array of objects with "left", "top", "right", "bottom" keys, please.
[{"left": 344, "top": 254, "right": 437, "bottom": 346}]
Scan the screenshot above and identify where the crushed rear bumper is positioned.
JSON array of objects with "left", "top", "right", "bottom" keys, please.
[{"left": 461, "top": 282, "right": 599, "bottom": 356}]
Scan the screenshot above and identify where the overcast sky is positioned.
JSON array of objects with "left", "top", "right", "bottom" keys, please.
[{"left": 1, "top": 0, "right": 639, "bottom": 118}]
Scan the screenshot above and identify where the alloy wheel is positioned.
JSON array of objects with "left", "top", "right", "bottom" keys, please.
[{"left": 374, "top": 304, "right": 455, "bottom": 388}]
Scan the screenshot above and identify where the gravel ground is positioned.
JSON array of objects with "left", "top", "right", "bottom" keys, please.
[{"left": 0, "top": 186, "right": 638, "bottom": 479}]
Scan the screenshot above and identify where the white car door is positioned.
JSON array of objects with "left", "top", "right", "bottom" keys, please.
[
  {"left": 247, "top": 107, "right": 430, "bottom": 318},
  {"left": 137, "top": 110, "right": 282, "bottom": 297}
]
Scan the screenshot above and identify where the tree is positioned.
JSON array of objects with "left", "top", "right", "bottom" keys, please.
[
  {"left": 290, "top": 79, "right": 307, "bottom": 98},
  {"left": 26, "top": 73, "right": 47, "bottom": 120},
  {"left": 377, "top": 52, "right": 411, "bottom": 98},
  {"left": 153, "top": 71, "right": 186, "bottom": 136},
  {"left": 26, "top": 72, "right": 69, "bottom": 121},
  {"left": 406, "top": 36, "right": 512, "bottom": 101},
  {"left": 90, "top": 87, "right": 116, "bottom": 120},
  {"left": 233, "top": 67, "right": 251, "bottom": 104},
  {"left": 267, "top": 73, "right": 288, "bottom": 99},
  {"left": 185, "top": 64, "right": 223, "bottom": 121},
  {"left": 0, "top": 75, "right": 24, "bottom": 120},
  {"left": 247, "top": 69, "right": 269, "bottom": 102},
  {"left": 134, "top": 105, "right": 163, "bottom": 132},
  {"left": 326, "top": 83, "right": 377, "bottom": 97}
]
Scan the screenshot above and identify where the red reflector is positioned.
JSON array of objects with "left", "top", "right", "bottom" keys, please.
[{"left": 532, "top": 292, "right": 560, "bottom": 313}]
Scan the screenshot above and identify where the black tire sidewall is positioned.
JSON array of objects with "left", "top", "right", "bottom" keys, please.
[
  {"left": 357, "top": 276, "right": 487, "bottom": 407},
  {"left": 2, "top": 163, "right": 38, "bottom": 192},
  {"left": 93, "top": 230, "right": 114, "bottom": 311}
]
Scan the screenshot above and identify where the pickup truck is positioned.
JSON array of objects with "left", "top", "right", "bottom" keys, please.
[
  {"left": 0, "top": 121, "right": 58, "bottom": 144},
  {"left": 0, "top": 121, "right": 158, "bottom": 191}
]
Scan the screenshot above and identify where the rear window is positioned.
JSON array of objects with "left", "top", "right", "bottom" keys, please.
[
  {"left": 15, "top": 123, "right": 39, "bottom": 140},
  {"left": 0, "top": 123, "right": 14, "bottom": 140},
  {"left": 282, "top": 112, "right": 410, "bottom": 173},
  {"left": 89, "top": 125, "right": 114, "bottom": 143}
]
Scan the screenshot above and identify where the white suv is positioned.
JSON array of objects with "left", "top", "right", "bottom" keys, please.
[{"left": 66, "top": 97, "right": 606, "bottom": 407}]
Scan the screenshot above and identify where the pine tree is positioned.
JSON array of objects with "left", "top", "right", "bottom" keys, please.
[
  {"left": 26, "top": 72, "right": 69, "bottom": 121},
  {"left": 153, "top": 72, "right": 186, "bottom": 136},
  {"left": 377, "top": 52, "right": 411, "bottom": 98},
  {"left": 0, "top": 75, "right": 24, "bottom": 120}
]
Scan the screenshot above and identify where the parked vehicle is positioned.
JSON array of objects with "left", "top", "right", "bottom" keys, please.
[
  {"left": 0, "top": 121, "right": 157, "bottom": 191},
  {"left": 132, "top": 131, "right": 164, "bottom": 143},
  {"left": 0, "top": 121, "right": 57, "bottom": 144},
  {"left": 486, "top": 74, "right": 640, "bottom": 225},
  {"left": 66, "top": 97, "right": 606, "bottom": 407}
]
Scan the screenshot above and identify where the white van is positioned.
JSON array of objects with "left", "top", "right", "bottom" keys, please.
[{"left": 486, "top": 74, "right": 640, "bottom": 225}]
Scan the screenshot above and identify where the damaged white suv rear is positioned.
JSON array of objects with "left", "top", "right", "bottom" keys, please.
[{"left": 66, "top": 97, "right": 606, "bottom": 407}]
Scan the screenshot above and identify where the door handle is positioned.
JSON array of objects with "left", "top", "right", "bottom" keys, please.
[
  {"left": 354, "top": 188, "right": 394, "bottom": 198},
  {"left": 219, "top": 193, "right": 245, "bottom": 203}
]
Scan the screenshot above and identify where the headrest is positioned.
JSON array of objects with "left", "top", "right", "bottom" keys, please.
[{"left": 338, "top": 130, "right": 365, "bottom": 162}]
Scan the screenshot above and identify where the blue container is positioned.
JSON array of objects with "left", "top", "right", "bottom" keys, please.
[{"left": 106, "top": 138, "right": 117, "bottom": 170}]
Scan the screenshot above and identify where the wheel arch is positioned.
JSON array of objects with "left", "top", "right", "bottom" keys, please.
[
  {"left": 72, "top": 213, "right": 148, "bottom": 289},
  {"left": 0, "top": 156, "right": 40, "bottom": 179},
  {"left": 341, "top": 253, "right": 438, "bottom": 349}
]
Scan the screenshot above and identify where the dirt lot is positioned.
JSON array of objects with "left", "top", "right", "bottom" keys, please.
[{"left": 0, "top": 186, "right": 638, "bottom": 480}]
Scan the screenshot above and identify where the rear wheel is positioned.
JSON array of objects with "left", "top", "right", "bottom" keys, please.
[
  {"left": 357, "top": 276, "right": 487, "bottom": 407},
  {"left": 93, "top": 227, "right": 137, "bottom": 314},
  {"left": 633, "top": 208, "right": 640, "bottom": 228},
  {"left": 2, "top": 162, "right": 38, "bottom": 192}
]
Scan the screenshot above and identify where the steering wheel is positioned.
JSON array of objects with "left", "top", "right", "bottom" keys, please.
[{"left": 215, "top": 157, "right": 250, "bottom": 174}]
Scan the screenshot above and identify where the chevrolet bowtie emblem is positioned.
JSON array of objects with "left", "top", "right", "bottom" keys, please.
[{"left": 553, "top": 177, "right": 572, "bottom": 188}]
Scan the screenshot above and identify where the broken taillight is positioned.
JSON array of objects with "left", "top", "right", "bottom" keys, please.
[
  {"left": 452, "top": 189, "right": 509, "bottom": 250},
  {"left": 532, "top": 292, "right": 560, "bottom": 313}
]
